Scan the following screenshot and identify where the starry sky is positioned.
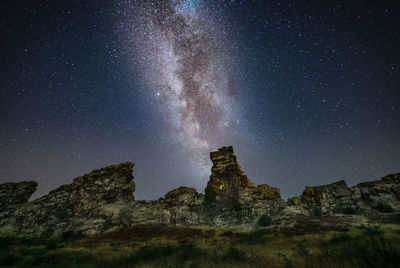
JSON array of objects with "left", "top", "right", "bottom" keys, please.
[{"left": 1, "top": 0, "right": 399, "bottom": 200}]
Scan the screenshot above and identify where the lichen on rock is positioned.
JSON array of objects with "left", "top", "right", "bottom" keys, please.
[
  {"left": 300, "top": 180, "right": 353, "bottom": 213},
  {"left": 0, "top": 181, "right": 37, "bottom": 212},
  {"left": 294, "top": 172, "right": 400, "bottom": 215},
  {"left": 0, "top": 146, "right": 399, "bottom": 238},
  {"left": 164, "top": 186, "right": 201, "bottom": 205},
  {"left": 0, "top": 162, "right": 135, "bottom": 237},
  {"left": 203, "top": 146, "right": 284, "bottom": 225},
  {"left": 205, "top": 146, "right": 255, "bottom": 203},
  {"left": 252, "top": 184, "right": 281, "bottom": 200}
]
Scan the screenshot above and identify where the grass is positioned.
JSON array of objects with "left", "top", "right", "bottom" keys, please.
[{"left": 1, "top": 224, "right": 400, "bottom": 267}]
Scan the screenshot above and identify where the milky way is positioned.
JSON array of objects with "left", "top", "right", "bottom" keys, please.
[
  {"left": 2, "top": 0, "right": 399, "bottom": 200},
  {"left": 125, "top": 0, "right": 240, "bottom": 172}
]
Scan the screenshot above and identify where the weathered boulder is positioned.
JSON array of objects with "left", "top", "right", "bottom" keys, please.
[
  {"left": 352, "top": 172, "right": 400, "bottom": 212},
  {"left": 0, "top": 162, "right": 135, "bottom": 237},
  {"left": 0, "top": 181, "right": 37, "bottom": 212},
  {"left": 300, "top": 180, "right": 354, "bottom": 213},
  {"left": 116, "top": 200, "right": 171, "bottom": 226},
  {"left": 67, "top": 161, "right": 135, "bottom": 204},
  {"left": 287, "top": 196, "right": 302, "bottom": 206},
  {"left": 165, "top": 186, "right": 199, "bottom": 204},
  {"left": 0, "top": 181, "right": 38, "bottom": 212},
  {"left": 252, "top": 184, "right": 281, "bottom": 200},
  {"left": 163, "top": 186, "right": 204, "bottom": 225},
  {"left": 109, "top": 187, "right": 205, "bottom": 228},
  {"left": 296, "top": 172, "right": 400, "bottom": 215}
]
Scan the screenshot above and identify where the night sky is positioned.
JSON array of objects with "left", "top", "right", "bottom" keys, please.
[{"left": 1, "top": 0, "right": 399, "bottom": 200}]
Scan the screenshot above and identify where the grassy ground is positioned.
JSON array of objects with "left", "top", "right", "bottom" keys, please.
[{"left": 1, "top": 224, "right": 400, "bottom": 267}]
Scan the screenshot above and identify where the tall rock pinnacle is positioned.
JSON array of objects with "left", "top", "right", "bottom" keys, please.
[{"left": 205, "top": 146, "right": 255, "bottom": 203}]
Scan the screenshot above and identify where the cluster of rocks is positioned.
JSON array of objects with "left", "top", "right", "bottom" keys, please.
[
  {"left": 0, "top": 163, "right": 135, "bottom": 237},
  {"left": 0, "top": 181, "right": 37, "bottom": 213},
  {"left": 287, "top": 173, "right": 400, "bottom": 214},
  {"left": 0, "top": 146, "right": 399, "bottom": 238}
]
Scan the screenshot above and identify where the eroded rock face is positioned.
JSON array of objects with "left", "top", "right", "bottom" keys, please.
[
  {"left": 204, "top": 146, "right": 284, "bottom": 225},
  {"left": 165, "top": 186, "right": 199, "bottom": 204},
  {"left": 105, "top": 186, "right": 206, "bottom": 228},
  {"left": 0, "top": 146, "right": 399, "bottom": 237},
  {"left": 0, "top": 181, "right": 38, "bottom": 212},
  {"left": 205, "top": 146, "right": 255, "bottom": 203},
  {"left": 162, "top": 186, "right": 205, "bottom": 226},
  {"left": 352, "top": 173, "right": 400, "bottom": 211},
  {"left": 0, "top": 162, "right": 135, "bottom": 237},
  {"left": 295, "top": 173, "right": 400, "bottom": 215},
  {"left": 252, "top": 184, "right": 281, "bottom": 200},
  {"left": 300, "top": 180, "right": 354, "bottom": 213}
]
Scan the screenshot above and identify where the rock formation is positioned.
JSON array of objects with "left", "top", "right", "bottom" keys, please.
[
  {"left": 204, "top": 146, "right": 284, "bottom": 225},
  {"left": 0, "top": 181, "right": 37, "bottom": 212},
  {"left": 299, "top": 180, "right": 354, "bottom": 213},
  {"left": 0, "top": 163, "right": 135, "bottom": 237},
  {"left": 0, "top": 146, "right": 399, "bottom": 238},
  {"left": 293, "top": 173, "right": 400, "bottom": 215},
  {"left": 353, "top": 173, "right": 400, "bottom": 212},
  {"left": 205, "top": 146, "right": 255, "bottom": 203}
]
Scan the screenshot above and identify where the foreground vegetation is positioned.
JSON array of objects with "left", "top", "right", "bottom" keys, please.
[{"left": 1, "top": 224, "right": 400, "bottom": 267}]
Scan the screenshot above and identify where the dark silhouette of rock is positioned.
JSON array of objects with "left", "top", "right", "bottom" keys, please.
[
  {"left": 0, "top": 146, "right": 399, "bottom": 238},
  {"left": 205, "top": 146, "right": 281, "bottom": 204},
  {"left": 294, "top": 173, "right": 400, "bottom": 215},
  {"left": 205, "top": 146, "right": 255, "bottom": 203},
  {"left": 0, "top": 162, "right": 135, "bottom": 237},
  {"left": 204, "top": 146, "right": 284, "bottom": 225},
  {"left": 353, "top": 173, "right": 400, "bottom": 212}
]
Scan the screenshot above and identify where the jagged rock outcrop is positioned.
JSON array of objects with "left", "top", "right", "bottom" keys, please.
[
  {"left": 163, "top": 186, "right": 205, "bottom": 225},
  {"left": 0, "top": 162, "right": 135, "bottom": 237},
  {"left": 204, "top": 146, "right": 284, "bottom": 225},
  {"left": 292, "top": 173, "right": 400, "bottom": 215},
  {"left": 165, "top": 186, "right": 200, "bottom": 204},
  {"left": 353, "top": 173, "right": 400, "bottom": 211},
  {"left": 0, "top": 181, "right": 38, "bottom": 212},
  {"left": 205, "top": 146, "right": 255, "bottom": 203},
  {"left": 0, "top": 146, "right": 399, "bottom": 238},
  {"left": 300, "top": 180, "right": 354, "bottom": 213},
  {"left": 252, "top": 184, "right": 282, "bottom": 200}
]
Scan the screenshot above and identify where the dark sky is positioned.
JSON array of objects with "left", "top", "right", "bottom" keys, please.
[{"left": 1, "top": 0, "right": 399, "bottom": 200}]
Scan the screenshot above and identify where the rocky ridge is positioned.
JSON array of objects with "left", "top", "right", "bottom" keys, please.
[
  {"left": 0, "top": 181, "right": 38, "bottom": 213},
  {"left": 0, "top": 163, "right": 135, "bottom": 237},
  {"left": 0, "top": 146, "right": 399, "bottom": 238}
]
